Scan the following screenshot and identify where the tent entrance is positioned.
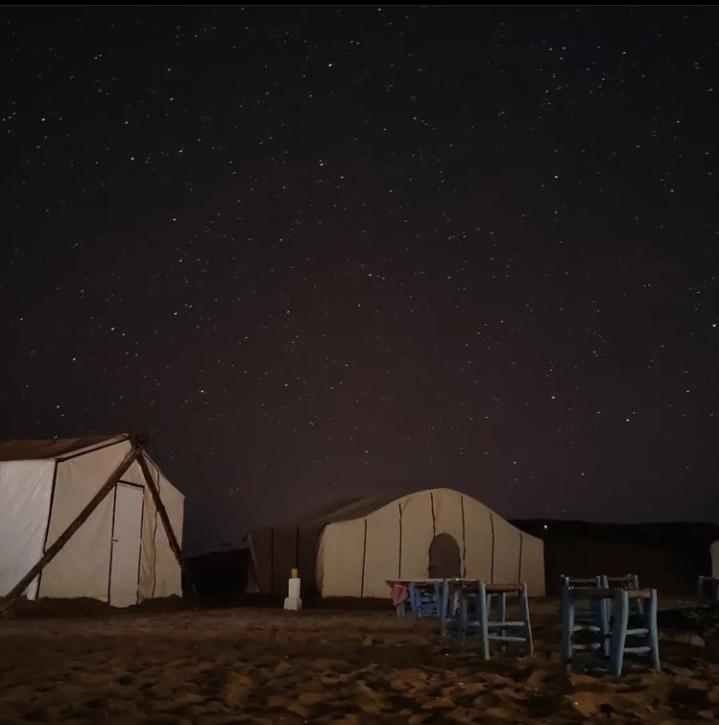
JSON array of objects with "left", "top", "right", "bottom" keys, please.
[
  {"left": 109, "top": 482, "right": 144, "bottom": 607},
  {"left": 428, "top": 533, "right": 461, "bottom": 578}
]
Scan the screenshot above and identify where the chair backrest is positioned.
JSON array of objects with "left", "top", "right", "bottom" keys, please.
[
  {"left": 604, "top": 574, "right": 639, "bottom": 590},
  {"left": 560, "top": 574, "right": 603, "bottom": 589}
]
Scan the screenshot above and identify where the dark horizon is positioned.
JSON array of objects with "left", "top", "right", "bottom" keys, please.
[{"left": 2, "top": 6, "right": 717, "bottom": 554}]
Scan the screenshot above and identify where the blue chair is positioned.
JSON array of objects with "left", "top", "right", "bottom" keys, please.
[{"left": 561, "top": 585, "right": 611, "bottom": 664}]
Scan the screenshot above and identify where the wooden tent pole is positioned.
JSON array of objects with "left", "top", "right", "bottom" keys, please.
[
  {"left": 0, "top": 442, "right": 142, "bottom": 615},
  {"left": 136, "top": 453, "right": 197, "bottom": 599}
]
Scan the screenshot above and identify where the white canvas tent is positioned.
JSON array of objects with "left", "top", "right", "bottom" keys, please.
[
  {"left": 248, "top": 487, "right": 545, "bottom": 598},
  {"left": 0, "top": 434, "right": 185, "bottom": 608}
]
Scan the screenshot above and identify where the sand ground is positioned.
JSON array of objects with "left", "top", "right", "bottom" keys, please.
[{"left": 0, "top": 598, "right": 718, "bottom": 724}]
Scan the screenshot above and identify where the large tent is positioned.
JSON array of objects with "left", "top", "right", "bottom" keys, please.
[
  {"left": 247, "top": 487, "right": 545, "bottom": 598},
  {"left": 0, "top": 433, "right": 185, "bottom": 608}
]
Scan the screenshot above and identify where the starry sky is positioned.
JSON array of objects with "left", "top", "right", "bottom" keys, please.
[{"left": 2, "top": 7, "right": 718, "bottom": 554}]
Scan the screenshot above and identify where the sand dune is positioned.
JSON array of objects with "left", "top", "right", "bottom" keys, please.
[{"left": 0, "top": 599, "right": 718, "bottom": 723}]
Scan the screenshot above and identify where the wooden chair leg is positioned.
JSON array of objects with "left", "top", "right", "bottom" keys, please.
[
  {"left": 521, "top": 583, "right": 533, "bottom": 656},
  {"left": 479, "top": 581, "right": 490, "bottom": 660},
  {"left": 560, "top": 586, "right": 572, "bottom": 667},
  {"left": 599, "top": 597, "right": 610, "bottom": 658},
  {"left": 499, "top": 591, "right": 507, "bottom": 652},
  {"left": 648, "top": 589, "right": 661, "bottom": 672},
  {"left": 458, "top": 591, "right": 468, "bottom": 649},
  {"left": 611, "top": 590, "right": 629, "bottom": 677},
  {"left": 439, "top": 580, "right": 448, "bottom": 635}
]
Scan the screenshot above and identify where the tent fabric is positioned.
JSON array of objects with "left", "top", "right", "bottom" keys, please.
[
  {"left": 711, "top": 541, "right": 719, "bottom": 578},
  {"left": 0, "top": 434, "right": 125, "bottom": 462},
  {"left": 0, "top": 434, "right": 184, "bottom": 606},
  {"left": 247, "top": 487, "right": 546, "bottom": 598}
]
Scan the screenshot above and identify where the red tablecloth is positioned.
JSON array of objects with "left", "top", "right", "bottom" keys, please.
[{"left": 386, "top": 580, "right": 410, "bottom": 607}]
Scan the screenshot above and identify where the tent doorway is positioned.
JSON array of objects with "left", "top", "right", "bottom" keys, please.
[
  {"left": 428, "top": 533, "right": 461, "bottom": 578},
  {"left": 109, "top": 482, "right": 144, "bottom": 606}
]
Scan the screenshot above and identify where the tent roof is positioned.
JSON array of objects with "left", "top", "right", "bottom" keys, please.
[
  {"left": 0, "top": 434, "right": 128, "bottom": 462},
  {"left": 295, "top": 491, "right": 404, "bottom": 528},
  {"left": 264, "top": 486, "right": 479, "bottom": 531}
]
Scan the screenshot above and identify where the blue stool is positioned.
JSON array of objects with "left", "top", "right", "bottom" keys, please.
[
  {"left": 562, "top": 586, "right": 660, "bottom": 677},
  {"left": 560, "top": 575, "right": 604, "bottom": 624},
  {"left": 610, "top": 588, "right": 660, "bottom": 677},
  {"left": 480, "top": 582, "right": 533, "bottom": 659},
  {"left": 408, "top": 580, "right": 443, "bottom": 618},
  {"left": 561, "top": 586, "right": 611, "bottom": 664},
  {"left": 448, "top": 581, "right": 533, "bottom": 659}
]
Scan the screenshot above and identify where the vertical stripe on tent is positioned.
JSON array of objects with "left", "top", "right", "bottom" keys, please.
[
  {"left": 150, "top": 509, "right": 159, "bottom": 598},
  {"left": 460, "top": 495, "right": 467, "bottom": 578},
  {"left": 151, "top": 466, "right": 162, "bottom": 599},
  {"left": 430, "top": 491, "right": 436, "bottom": 537},
  {"left": 150, "top": 465, "right": 160, "bottom": 598},
  {"left": 360, "top": 519, "right": 368, "bottom": 598},
  {"left": 398, "top": 503, "right": 403, "bottom": 577},
  {"left": 136, "top": 493, "right": 146, "bottom": 604},
  {"left": 518, "top": 532, "right": 524, "bottom": 582},
  {"left": 489, "top": 513, "right": 496, "bottom": 584},
  {"left": 36, "top": 460, "right": 59, "bottom": 598}
]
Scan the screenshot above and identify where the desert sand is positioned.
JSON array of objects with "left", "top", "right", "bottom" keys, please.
[{"left": 0, "top": 598, "right": 718, "bottom": 724}]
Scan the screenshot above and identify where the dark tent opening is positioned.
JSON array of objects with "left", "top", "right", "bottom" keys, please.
[{"left": 428, "top": 533, "right": 461, "bottom": 579}]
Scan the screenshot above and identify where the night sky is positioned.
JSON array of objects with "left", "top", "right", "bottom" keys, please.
[{"left": 2, "top": 7, "right": 718, "bottom": 554}]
